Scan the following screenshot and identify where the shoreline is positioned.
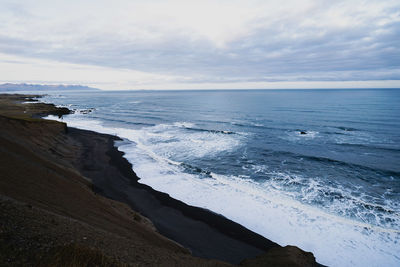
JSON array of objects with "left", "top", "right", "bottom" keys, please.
[
  {"left": 69, "top": 126, "right": 278, "bottom": 263},
  {"left": 0, "top": 93, "right": 319, "bottom": 266}
]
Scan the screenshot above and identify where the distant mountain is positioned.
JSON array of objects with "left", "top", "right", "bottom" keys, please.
[{"left": 0, "top": 83, "right": 100, "bottom": 92}]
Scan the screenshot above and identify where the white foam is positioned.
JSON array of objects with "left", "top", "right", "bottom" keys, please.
[
  {"left": 45, "top": 114, "right": 400, "bottom": 267},
  {"left": 261, "top": 171, "right": 400, "bottom": 231},
  {"left": 125, "top": 152, "right": 400, "bottom": 267},
  {"left": 128, "top": 164, "right": 400, "bottom": 267},
  {"left": 130, "top": 122, "right": 242, "bottom": 161}
]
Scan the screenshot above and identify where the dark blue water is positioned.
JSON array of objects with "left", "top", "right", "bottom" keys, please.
[{"left": 41, "top": 89, "right": 400, "bottom": 267}]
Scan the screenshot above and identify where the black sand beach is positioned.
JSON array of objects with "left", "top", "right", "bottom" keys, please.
[
  {"left": 70, "top": 127, "right": 278, "bottom": 263},
  {"left": 0, "top": 94, "right": 318, "bottom": 266}
]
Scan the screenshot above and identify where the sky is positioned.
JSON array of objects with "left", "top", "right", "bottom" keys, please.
[{"left": 0, "top": 0, "right": 399, "bottom": 90}]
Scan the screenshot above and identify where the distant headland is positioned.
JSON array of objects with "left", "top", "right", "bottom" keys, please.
[{"left": 0, "top": 83, "right": 99, "bottom": 92}]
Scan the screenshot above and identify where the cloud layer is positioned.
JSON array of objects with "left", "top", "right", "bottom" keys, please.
[{"left": 1, "top": 0, "right": 399, "bottom": 89}]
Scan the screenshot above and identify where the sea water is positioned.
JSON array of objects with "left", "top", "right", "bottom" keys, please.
[{"left": 42, "top": 89, "right": 400, "bottom": 267}]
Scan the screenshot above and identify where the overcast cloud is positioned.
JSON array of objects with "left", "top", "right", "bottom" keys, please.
[{"left": 0, "top": 0, "right": 399, "bottom": 89}]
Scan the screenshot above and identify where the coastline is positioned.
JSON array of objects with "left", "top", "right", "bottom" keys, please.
[
  {"left": 0, "top": 94, "right": 319, "bottom": 266},
  {"left": 69, "top": 127, "right": 278, "bottom": 263}
]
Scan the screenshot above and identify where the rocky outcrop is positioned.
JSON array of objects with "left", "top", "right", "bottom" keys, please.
[{"left": 241, "top": 245, "right": 318, "bottom": 267}]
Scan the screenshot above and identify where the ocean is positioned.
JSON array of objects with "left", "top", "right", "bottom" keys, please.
[{"left": 42, "top": 89, "right": 400, "bottom": 267}]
